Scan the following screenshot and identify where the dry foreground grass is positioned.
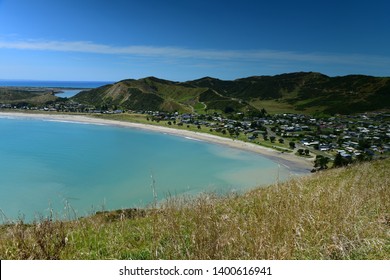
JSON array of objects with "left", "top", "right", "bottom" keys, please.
[{"left": 0, "top": 158, "right": 389, "bottom": 260}]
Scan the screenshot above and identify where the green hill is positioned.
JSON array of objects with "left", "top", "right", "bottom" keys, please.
[
  {"left": 2, "top": 72, "right": 389, "bottom": 114},
  {"left": 72, "top": 76, "right": 257, "bottom": 114},
  {"left": 1, "top": 158, "right": 389, "bottom": 259},
  {"left": 72, "top": 72, "right": 390, "bottom": 115}
]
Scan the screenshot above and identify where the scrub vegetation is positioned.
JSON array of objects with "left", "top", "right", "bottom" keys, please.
[{"left": 0, "top": 158, "right": 389, "bottom": 260}]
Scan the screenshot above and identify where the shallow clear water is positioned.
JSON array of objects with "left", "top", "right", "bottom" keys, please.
[{"left": 0, "top": 116, "right": 291, "bottom": 222}]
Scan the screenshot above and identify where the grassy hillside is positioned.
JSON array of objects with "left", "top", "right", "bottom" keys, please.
[
  {"left": 72, "top": 77, "right": 258, "bottom": 114},
  {"left": 72, "top": 72, "right": 390, "bottom": 115},
  {"left": 187, "top": 72, "right": 390, "bottom": 114},
  {"left": 1, "top": 158, "right": 389, "bottom": 260},
  {"left": 73, "top": 78, "right": 201, "bottom": 113},
  {"left": 2, "top": 73, "right": 389, "bottom": 114}
]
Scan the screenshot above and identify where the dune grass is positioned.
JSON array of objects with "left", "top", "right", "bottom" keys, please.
[{"left": 0, "top": 158, "right": 389, "bottom": 259}]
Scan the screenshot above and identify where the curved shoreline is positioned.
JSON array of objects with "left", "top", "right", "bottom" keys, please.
[{"left": 0, "top": 112, "right": 314, "bottom": 173}]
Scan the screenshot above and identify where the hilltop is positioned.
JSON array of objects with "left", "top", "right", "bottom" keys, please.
[
  {"left": 71, "top": 72, "right": 390, "bottom": 115},
  {"left": 0, "top": 158, "right": 389, "bottom": 259}
]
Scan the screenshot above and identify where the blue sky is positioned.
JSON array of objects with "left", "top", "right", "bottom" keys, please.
[{"left": 0, "top": 0, "right": 389, "bottom": 81}]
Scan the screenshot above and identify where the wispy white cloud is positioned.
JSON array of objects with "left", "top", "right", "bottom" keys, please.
[
  {"left": 0, "top": 39, "right": 227, "bottom": 58},
  {"left": 0, "top": 38, "right": 389, "bottom": 67}
]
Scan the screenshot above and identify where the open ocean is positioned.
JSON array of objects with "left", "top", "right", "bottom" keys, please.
[
  {"left": 0, "top": 116, "right": 292, "bottom": 222},
  {"left": 0, "top": 80, "right": 112, "bottom": 88},
  {"left": 0, "top": 79, "right": 113, "bottom": 98}
]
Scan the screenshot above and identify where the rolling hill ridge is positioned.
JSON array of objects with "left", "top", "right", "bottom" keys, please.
[
  {"left": 1, "top": 72, "right": 389, "bottom": 115},
  {"left": 72, "top": 72, "right": 390, "bottom": 115}
]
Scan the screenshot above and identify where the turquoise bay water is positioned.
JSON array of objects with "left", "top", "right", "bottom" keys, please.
[{"left": 0, "top": 116, "right": 291, "bottom": 222}]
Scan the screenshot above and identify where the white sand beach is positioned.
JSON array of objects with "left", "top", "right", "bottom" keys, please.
[{"left": 0, "top": 112, "right": 314, "bottom": 173}]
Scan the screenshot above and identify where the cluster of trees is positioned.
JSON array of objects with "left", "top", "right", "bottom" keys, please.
[
  {"left": 313, "top": 155, "right": 330, "bottom": 171},
  {"left": 297, "top": 149, "right": 310, "bottom": 156},
  {"left": 332, "top": 152, "right": 372, "bottom": 168},
  {"left": 312, "top": 151, "right": 374, "bottom": 173}
]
